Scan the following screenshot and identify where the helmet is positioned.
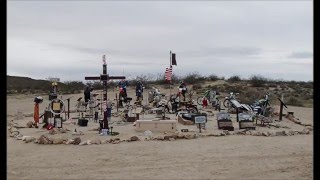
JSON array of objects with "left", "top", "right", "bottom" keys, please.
[{"left": 34, "top": 96, "right": 43, "bottom": 103}]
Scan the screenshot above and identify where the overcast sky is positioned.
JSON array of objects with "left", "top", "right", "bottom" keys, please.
[{"left": 7, "top": 1, "right": 313, "bottom": 82}]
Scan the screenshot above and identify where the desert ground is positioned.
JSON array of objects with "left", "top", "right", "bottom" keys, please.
[{"left": 7, "top": 87, "right": 313, "bottom": 180}]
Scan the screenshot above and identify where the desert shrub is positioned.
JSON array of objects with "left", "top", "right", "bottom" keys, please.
[
  {"left": 162, "top": 84, "right": 172, "bottom": 89},
  {"left": 192, "top": 84, "right": 202, "bottom": 90},
  {"left": 183, "top": 72, "right": 206, "bottom": 84},
  {"left": 279, "top": 84, "right": 287, "bottom": 89},
  {"left": 227, "top": 75, "right": 241, "bottom": 83},
  {"left": 224, "top": 85, "right": 242, "bottom": 93},
  {"left": 285, "top": 96, "right": 303, "bottom": 107},
  {"left": 207, "top": 74, "right": 220, "bottom": 81},
  {"left": 267, "top": 83, "right": 277, "bottom": 88},
  {"left": 249, "top": 75, "right": 268, "bottom": 87},
  {"left": 303, "top": 94, "right": 313, "bottom": 100},
  {"left": 301, "top": 82, "right": 313, "bottom": 89},
  {"left": 238, "top": 89, "right": 262, "bottom": 104}
]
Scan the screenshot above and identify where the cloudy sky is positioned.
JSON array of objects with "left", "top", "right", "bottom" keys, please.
[{"left": 7, "top": 1, "right": 313, "bottom": 82}]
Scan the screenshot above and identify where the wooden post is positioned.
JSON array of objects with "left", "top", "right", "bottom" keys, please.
[
  {"left": 277, "top": 98, "right": 288, "bottom": 121},
  {"left": 236, "top": 108, "right": 239, "bottom": 122},
  {"left": 66, "top": 98, "right": 70, "bottom": 119},
  {"left": 115, "top": 93, "right": 119, "bottom": 112},
  {"left": 279, "top": 103, "right": 283, "bottom": 121}
]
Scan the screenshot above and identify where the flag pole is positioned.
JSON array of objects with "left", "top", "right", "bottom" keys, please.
[{"left": 169, "top": 51, "right": 172, "bottom": 97}]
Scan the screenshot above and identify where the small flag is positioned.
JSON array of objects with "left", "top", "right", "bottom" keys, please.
[
  {"left": 171, "top": 53, "right": 177, "bottom": 66},
  {"left": 165, "top": 67, "right": 172, "bottom": 81}
]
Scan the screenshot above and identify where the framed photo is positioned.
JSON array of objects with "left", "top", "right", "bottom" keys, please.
[
  {"left": 53, "top": 102, "right": 61, "bottom": 111},
  {"left": 54, "top": 117, "right": 62, "bottom": 128}
]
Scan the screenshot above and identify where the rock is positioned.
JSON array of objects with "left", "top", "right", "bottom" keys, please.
[
  {"left": 306, "top": 126, "right": 313, "bottom": 131},
  {"left": 169, "top": 138, "right": 175, "bottom": 141},
  {"left": 65, "top": 139, "right": 74, "bottom": 145},
  {"left": 72, "top": 137, "right": 81, "bottom": 145},
  {"left": 177, "top": 133, "right": 185, "bottom": 139},
  {"left": 25, "top": 137, "right": 36, "bottom": 143},
  {"left": 262, "top": 132, "right": 269, "bottom": 137},
  {"left": 220, "top": 132, "right": 226, "bottom": 136},
  {"left": 91, "top": 139, "right": 102, "bottom": 144},
  {"left": 236, "top": 130, "right": 246, "bottom": 135},
  {"left": 52, "top": 138, "right": 64, "bottom": 144},
  {"left": 245, "top": 131, "right": 251, "bottom": 135},
  {"left": 10, "top": 127, "right": 19, "bottom": 133},
  {"left": 275, "top": 131, "right": 285, "bottom": 136},
  {"left": 22, "top": 136, "right": 31, "bottom": 141},
  {"left": 164, "top": 135, "right": 174, "bottom": 140},
  {"left": 302, "top": 129, "right": 310, "bottom": 135},
  {"left": 184, "top": 134, "right": 196, "bottom": 139},
  {"left": 111, "top": 140, "right": 120, "bottom": 144},
  {"left": 156, "top": 136, "right": 164, "bottom": 140},
  {"left": 108, "top": 138, "right": 121, "bottom": 143},
  {"left": 10, "top": 132, "right": 19, "bottom": 137},
  {"left": 26, "top": 121, "right": 33, "bottom": 128},
  {"left": 289, "top": 131, "right": 295, "bottom": 136},
  {"left": 58, "top": 128, "right": 67, "bottom": 133},
  {"left": 269, "top": 132, "right": 276, "bottom": 137},
  {"left": 283, "top": 130, "right": 290, "bottom": 136},
  {"left": 87, "top": 140, "right": 92, "bottom": 145},
  {"left": 223, "top": 130, "right": 229, "bottom": 135},
  {"left": 38, "top": 135, "right": 52, "bottom": 144},
  {"left": 49, "top": 129, "right": 57, "bottom": 135},
  {"left": 16, "top": 135, "right": 23, "bottom": 140},
  {"left": 130, "top": 136, "right": 139, "bottom": 141},
  {"left": 79, "top": 141, "right": 88, "bottom": 145}
]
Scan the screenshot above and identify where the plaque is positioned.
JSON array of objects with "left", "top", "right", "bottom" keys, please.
[{"left": 239, "top": 120, "right": 255, "bottom": 130}]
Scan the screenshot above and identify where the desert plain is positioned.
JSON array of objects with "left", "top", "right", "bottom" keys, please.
[{"left": 7, "top": 87, "right": 313, "bottom": 180}]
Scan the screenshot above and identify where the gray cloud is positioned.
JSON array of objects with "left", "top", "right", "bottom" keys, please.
[
  {"left": 288, "top": 51, "right": 313, "bottom": 59},
  {"left": 7, "top": 1, "right": 313, "bottom": 82}
]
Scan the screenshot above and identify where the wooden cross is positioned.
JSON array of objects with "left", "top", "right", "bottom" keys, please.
[{"left": 85, "top": 55, "right": 125, "bottom": 130}]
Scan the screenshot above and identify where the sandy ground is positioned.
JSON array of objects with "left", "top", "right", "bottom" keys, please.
[{"left": 7, "top": 87, "right": 313, "bottom": 180}]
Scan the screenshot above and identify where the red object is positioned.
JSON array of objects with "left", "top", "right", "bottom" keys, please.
[
  {"left": 202, "top": 98, "right": 208, "bottom": 107},
  {"left": 34, "top": 103, "right": 39, "bottom": 124},
  {"left": 47, "top": 124, "right": 54, "bottom": 130}
]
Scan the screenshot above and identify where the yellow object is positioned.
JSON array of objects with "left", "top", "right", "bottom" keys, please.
[
  {"left": 52, "top": 82, "right": 58, "bottom": 86},
  {"left": 52, "top": 102, "right": 61, "bottom": 111}
]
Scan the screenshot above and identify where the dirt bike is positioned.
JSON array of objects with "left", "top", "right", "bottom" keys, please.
[
  {"left": 250, "top": 92, "right": 271, "bottom": 116},
  {"left": 169, "top": 94, "right": 198, "bottom": 114},
  {"left": 223, "top": 92, "right": 240, "bottom": 109}
]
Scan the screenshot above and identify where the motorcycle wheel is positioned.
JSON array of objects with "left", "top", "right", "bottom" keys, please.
[{"left": 223, "top": 99, "right": 230, "bottom": 108}]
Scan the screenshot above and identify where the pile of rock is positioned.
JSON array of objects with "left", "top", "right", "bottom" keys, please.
[{"left": 286, "top": 114, "right": 313, "bottom": 127}]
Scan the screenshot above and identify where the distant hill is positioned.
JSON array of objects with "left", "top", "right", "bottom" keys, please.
[
  {"left": 6, "top": 76, "right": 84, "bottom": 94},
  {"left": 7, "top": 76, "right": 53, "bottom": 93}
]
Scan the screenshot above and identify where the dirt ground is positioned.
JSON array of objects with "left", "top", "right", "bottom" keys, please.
[{"left": 7, "top": 87, "right": 313, "bottom": 180}]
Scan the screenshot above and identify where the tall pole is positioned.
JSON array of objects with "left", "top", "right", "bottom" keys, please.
[
  {"left": 169, "top": 51, "right": 172, "bottom": 97},
  {"left": 102, "top": 55, "right": 109, "bottom": 129}
]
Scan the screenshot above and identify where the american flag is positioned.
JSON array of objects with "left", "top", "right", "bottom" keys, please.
[{"left": 165, "top": 67, "right": 172, "bottom": 81}]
